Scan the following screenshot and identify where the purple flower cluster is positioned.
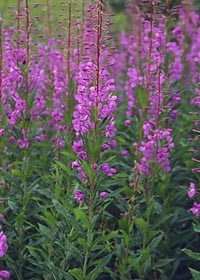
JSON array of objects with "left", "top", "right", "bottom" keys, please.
[
  {"left": 73, "top": 62, "right": 117, "bottom": 137},
  {"left": 180, "top": 6, "right": 200, "bottom": 84},
  {"left": 74, "top": 190, "right": 85, "bottom": 202},
  {"left": 189, "top": 180, "right": 200, "bottom": 216},
  {"left": 102, "top": 163, "right": 117, "bottom": 177},
  {"left": 0, "top": 217, "right": 10, "bottom": 278},
  {"left": 136, "top": 124, "right": 174, "bottom": 177},
  {"left": 119, "top": 6, "right": 182, "bottom": 178},
  {"left": 188, "top": 182, "right": 196, "bottom": 198},
  {"left": 0, "top": 231, "right": 8, "bottom": 258},
  {"left": 74, "top": 189, "right": 108, "bottom": 201},
  {"left": 71, "top": 1, "right": 117, "bottom": 182},
  {"left": 1, "top": 28, "right": 76, "bottom": 151}
]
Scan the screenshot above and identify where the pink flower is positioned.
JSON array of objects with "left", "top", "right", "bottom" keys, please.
[
  {"left": 188, "top": 182, "right": 196, "bottom": 198},
  {"left": 108, "top": 140, "right": 117, "bottom": 149},
  {"left": 0, "top": 231, "right": 8, "bottom": 257},
  {"left": 0, "top": 214, "right": 4, "bottom": 220},
  {"left": 102, "top": 163, "right": 117, "bottom": 176},
  {"left": 74, "top": 190, "right": 85, "bottom": 201},
  {"left": 124, "top": 120, "right": 131, "bottom": 126},
  {"left": 100, "top": 192, "right": 108, "bottom": 198},
  {"left": 18, "top": 138, "right": 29, "bottom": 149},
  {"left": 0, "top": 270, "right": 10, "bottom": 279},
  {"left": 121, "top": 150, "right": 128, "bottom": 157},
  {"left": 191, "top": 202, "right": 200, "bottom": 216}
]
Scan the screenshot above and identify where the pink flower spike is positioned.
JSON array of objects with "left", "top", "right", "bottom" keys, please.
[{"left": 188, "top": 182, "right": 196, "bottom": 198}]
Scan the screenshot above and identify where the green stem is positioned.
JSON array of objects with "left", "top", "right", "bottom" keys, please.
[
  {"left": 141, "top": 182, "right": 152, "bottom": 279},
  {"left": 120, "top": 173, "right": 140, "bottom": 280},
  {"left": 82, "top": 198, "right": 93, "bottom": 278}
]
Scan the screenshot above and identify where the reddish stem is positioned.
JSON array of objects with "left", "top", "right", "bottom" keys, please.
[
  {"left": 67, "top": 0, "right": 72, "bottom": 78},
  {"left": 147, "top": 0, "right": 153, "bottom": 89},
  {"left": 25, "top": 0, "right": 30, "bottom": 101},
  {"left": 46, "top": 0, "right": 51, "bottom": 38},
  {"left": 96, "top": 1, "right": 102, "bottom": 97},
  {"left": 156, "top": 69, "right": 161, "bottom": 129},
  {"left": 17, "top": 0, "right": 21, "bottom": 49}
]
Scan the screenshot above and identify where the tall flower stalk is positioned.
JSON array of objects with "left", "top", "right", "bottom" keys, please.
[
  {"left": 116, "top": 1, "right": 176, "bottom": 278},
  {"left": 71, "top": 0, "right": 117, "bottom": 277}
]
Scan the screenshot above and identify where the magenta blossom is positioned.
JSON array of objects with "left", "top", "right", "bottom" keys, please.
[
  {"left": 121, "top": 150, "right": 128, "bottom": 157},
  {"left": 0, "top": 231, "right": 8, "bottom": 257},
  {"left": 0, "top": 214, "right": 4, "bottom": 220},
  {"left": 188, "top": 182, "right": 196, "bottom": 198},
  {"left": 0, "top": 270, "right": 10, "bottom": 279},
  {"left": 100, "top": 192, "right": 108, "bottom": 198},
  {"left": 102, "top": 163, "right": 117, "bottom": 176},
  {"left": 74, "top": 190, "right": 85, "bottom": 201},
  {"left": 191, "top": 202, "right": 200, "bottom": 217}
]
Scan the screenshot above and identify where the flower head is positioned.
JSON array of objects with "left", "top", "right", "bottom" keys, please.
[
  {"left": 0, "top": 231, "right": 8, "bottom": 257},
  {"left": 188, "top": 182, "right": 196, "bottom": 198},
  {"left": 121, "top": 150, "right": 128, "bottom": 157},
  {"left": 191, "top": 202, "right": 200, "bottom": 216},
  {"left": 100, "top": 192, "right": 108, "bottom": 198},
  {"left": 0, "top": 270, "right": 10, "bottom": 279},
  {"left": 74, "top": 190, "right": 85, "bottom": 201}
]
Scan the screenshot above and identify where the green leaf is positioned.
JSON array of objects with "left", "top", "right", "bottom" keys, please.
[
  {"left": 26, "top": 245, "right": 44, "bottom": 259},
  {"left": 55, "top": 161, "right": 74, "bottom": 176},
  {"left": 133, "top": 261, "right": 142, "bottom": 277},
  {"left": 136, "top": 86, "right": 149, "bottom": 110},
  {"left": 23, "top": 193, "right": 31, "bottom": 208},
  {"left": 153, "top": 214, "right": 174, "bottom": 228},
  {"left": 39, "top": 211, "right": 56, "bottom": 228},
  {"left": 119, "top": 216, "right": 129, "bottom": 234},
  {"left": 68, "top": 268, "right": 82, "bottom": 280},
  {"left": 85, "top": 268, "right": 102, "bottom": 280},
  {"left": 38, "top": 223, "right": 52, "bottom": 240},
  {"left": 147, "top": 230, "right": 159, "bottom": 243},
  {"left": 140, "top": 247, "right": 150, "bottom": 262},
  {"left": 7, "top": 200, "right": 18, "bottom": 211},
  {"left": 135, "top": 218, "right": 148, "bottom": 231},
  {"left": 182, "top": 248, "right": 200, "bottom": 261},
  {"left": 120, "top": 229, "right": 130, "bottom": 247},
  {"left": 189, "top": 268, "right": 200, "bottom": 280},
  {"left": 149, "top": 232, "right": 163, "bottom": 251},
  {"left": 74, "top": 208, "right": 90, "bottom": 230},
  {"left": 16, "top": 212, "right": 25, "bottom": 228},
  {"left": 152, "top": 258, "right": 174, "bottom": 269},
  {"left": 61, "top": 151, "right": 76, "bottom": 160},
  {"left": 54, "top": 182, "right": 61, "bottom": 199},
  {"left": 11, "top": 169, "right": 26, "bottom": 181},
  {"left": 193, "top": 223, "right": 200, "bottom": 233},
  {"left": 81, "top": 160, "right": 94, "bottom": 184},
  {"left": 90, "top": 231, "right": 118, "bottom": 250}
]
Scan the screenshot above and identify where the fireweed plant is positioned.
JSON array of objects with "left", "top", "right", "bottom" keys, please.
[
  {"left": 180, "top": 3, "right": 200, "bottom": 279},
  {"left": 112, "top": 2, "right": 178, "bottom": 278},
  {"left": 0, "top": 0, "right": 199, "bottom": 279},
  {"left": 0, "top": 11, "right": 10, "bottom": 280}
]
